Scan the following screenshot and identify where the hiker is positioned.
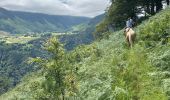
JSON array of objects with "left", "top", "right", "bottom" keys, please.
[{"left": 124, "top": 17, "right": 136, "bottom": 48}]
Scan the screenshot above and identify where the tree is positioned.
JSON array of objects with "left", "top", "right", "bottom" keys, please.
[
  {"left": 143, "top": 0, "right": 151, "bottom": 14},
  {"left": 0, "top": 44, "right": 11, "bottom": 68},
  {"left": 93, "top": 20, "right": 109, "bottom": 40},
  {"left": 32, "top": 37, "right": 76, "bottom": 99},
  {"left": 167, "top": 0, "right": 170, "bottom": 5},
  {"left": 155, "top": 0, "right": 163, "bottom": 12},
  {"left": 108, "top": 0, "right": 139, "bottom": 27},
  {"left": 0, "top": 76, "right": 12, "bottom": 94}
]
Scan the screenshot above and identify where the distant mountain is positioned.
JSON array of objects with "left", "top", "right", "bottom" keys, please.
[
  {"left": 0, "top": 7, "right": 90, "bottom": 34},
  {"left": 60, "top": 14, "right": 105, "bottom": 50},
  {"left": 88, "top": 14, "right": 105, "bottom": 26}
]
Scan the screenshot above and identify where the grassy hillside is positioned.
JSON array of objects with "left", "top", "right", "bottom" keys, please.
[{"left": 1, "top": 7, "right": 170, "bottom": 100}]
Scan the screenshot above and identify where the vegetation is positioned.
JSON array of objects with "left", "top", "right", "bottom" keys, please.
[
  {"left": 0, "top": 36, "right": 48, "bottom": 95},
  {"left": 1, "top": 6, "right": 170, "bottom": 100},
  {"left": 3, "top": 36, "right": 39, "bottom": 44}
]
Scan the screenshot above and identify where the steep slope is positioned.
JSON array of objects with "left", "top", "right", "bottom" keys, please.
[
  {"left": 0, "top": 37, "right": 49, "bottom": 95},
  {"left": 0, "top": 7, "right": 90, "bottom": 34},
  {"left": 1, "top": 7, "right": 170, "bottom": 99}
]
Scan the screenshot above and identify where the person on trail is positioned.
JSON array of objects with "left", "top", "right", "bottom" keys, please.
[
  {"left": 124, "top": 17, "right": 136, "bottom": 48},
  {"left": 126, "top": 17, "right": 133, "bottom": 28},
  {"left": 124, "top": 17, "right": 134, "bottom": 35}
]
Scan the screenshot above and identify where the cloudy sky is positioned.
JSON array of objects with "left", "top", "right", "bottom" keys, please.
[{"left": 0, "top": 0, "right": 111, "bottom": 17}]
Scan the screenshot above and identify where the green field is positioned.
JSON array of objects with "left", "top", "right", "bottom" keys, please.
[{"left": 4, "top": 36, "right": 39, "bottom": 44}]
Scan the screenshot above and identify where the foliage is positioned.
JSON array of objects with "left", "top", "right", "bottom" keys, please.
[
  {"left": 138, "top": 8, "right": 170, "bottom": 47},
  {"left": 0, "top": 37, "right": 48, "bottom": 95},
  {"left": 30, "top": 37, "right": 78, "bottom": 99},
  {"left": 108, "top": 0, "right": 139, "bottom": 27},
  {"left": 111, "top": 45, "right": 167, "bottom": 99},
  {"left": 93, "top": 20, "right": 110, "bottom": 40}
]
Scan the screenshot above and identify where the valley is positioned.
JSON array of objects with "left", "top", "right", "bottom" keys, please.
[{"left": 0, "top": 7, "right": 104, "bottom": 95}]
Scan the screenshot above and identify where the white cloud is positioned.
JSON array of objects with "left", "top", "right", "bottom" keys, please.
[{"left": 0, "top": 0, "right": 110, "bottom": 17}]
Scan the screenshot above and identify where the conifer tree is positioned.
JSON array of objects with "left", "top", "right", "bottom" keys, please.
[{"left": 32, "top": 37, "right": 76, "bottom": 100}]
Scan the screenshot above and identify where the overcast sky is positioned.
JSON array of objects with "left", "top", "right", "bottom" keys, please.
[{"left": 0, "top": 0, "right": 111, "bottom": 17}]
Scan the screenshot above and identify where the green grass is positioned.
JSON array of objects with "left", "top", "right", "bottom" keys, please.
[
  {"left": 5, "top": 36, "right": 39, "bottom": 44},
  {"left": 1, "top": 7, "right": 170, "bottom": 100},
  {"left": 0, "top": 34, "right": 40, "bottom": 44}
]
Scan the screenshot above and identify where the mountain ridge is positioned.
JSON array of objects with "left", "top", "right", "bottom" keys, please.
[{"left": 0, "top": 7, "right": 90, "bottom": 34}]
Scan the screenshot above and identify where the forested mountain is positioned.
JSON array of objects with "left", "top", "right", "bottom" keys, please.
[
  {"left": 1, "top": 5, "right": 170, "bottom": 100},
  {"left": 0, "top": 7, "right": 90, "bottom": 34}
]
